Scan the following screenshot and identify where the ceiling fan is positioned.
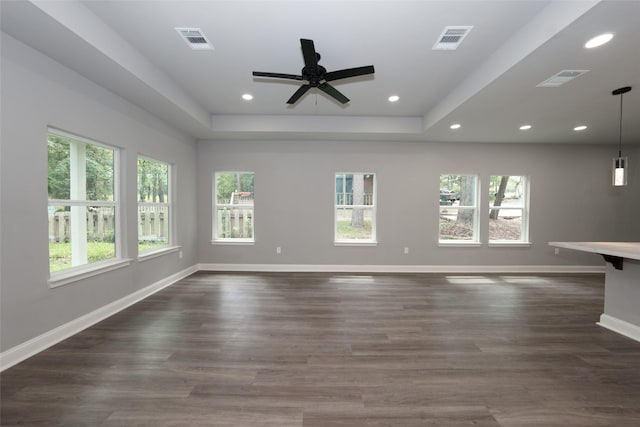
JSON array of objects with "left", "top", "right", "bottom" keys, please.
[{"left": 252, "top": 38, "right": 375, "bottom": 105}]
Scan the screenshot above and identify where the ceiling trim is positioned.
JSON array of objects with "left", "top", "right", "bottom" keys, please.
[
  {"left": 422, "top": 0, "right": 601, "bottom": 132},
  {"left": 210, "top": 115, "right": 423, "bottom": 135},
  {"left": 29, "top": 0, "right": 211, "bottom": 130}
]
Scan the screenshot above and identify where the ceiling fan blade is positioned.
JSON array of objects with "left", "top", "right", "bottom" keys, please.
[
  {"left": 300, "top": 39, "right": 318, "bottom": 70},
  {"left": 318, "top": 82, "right": 349, "bottom": 104},
  {"left": 324, "top": 65, "right": 375, "bottom": 82},
  {"left": 287, "top": 84, "right": 312, "bottom": 104},
  {"left": 253, "top": 71, "right": 303, "bottom": 81}
]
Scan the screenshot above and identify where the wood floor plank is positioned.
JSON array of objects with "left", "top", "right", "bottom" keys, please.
[{"left": 2, "top": 272, "right": 640, "bottom": 426}]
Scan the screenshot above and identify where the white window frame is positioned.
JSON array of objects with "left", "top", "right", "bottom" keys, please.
[
  {"left": 439, "top": 174, "right": 480, "bottom": 246},
  {"left": 47, "top": 128, "right": 128, "bottom": 287},
  {"left": 334, "top": 172, "right": 377, "bottom": 245},
  {"left": 137, "top": 155, "right": 174, "bottom": 258},
  {"left": 488, "top": 175, "right": 530, "bottom": 246},
  {"left": 212, "top": 171, "right": 255, "bottom": 244}
]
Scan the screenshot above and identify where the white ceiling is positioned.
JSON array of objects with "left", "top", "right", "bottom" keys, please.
[{"left": 1, "top": 0, "right": 639, "bottom": 144}]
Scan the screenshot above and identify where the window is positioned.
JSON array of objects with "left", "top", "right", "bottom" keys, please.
[
  {"left": 335, "top": 173, "right": 376, "bottom": 243},
  {"left": 137, "top": 157, "right": 171, "bottom": 254},
  {"left": 489, "top": 175, "right": 529, "bottom": 243},
  {"left": 439, "top": 174, "right": 479, "bottom": 243},
  {"left": 213, "top": 172, "right": 254, "bottom": 242},
  {"left": 48, "top": 130, "right": 119, "bottom": 273}
]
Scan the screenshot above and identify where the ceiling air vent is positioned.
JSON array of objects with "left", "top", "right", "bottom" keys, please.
[
  {"left": 536, "top": 70, "right": 589, "bottom": 87},
  {"left": 175, "top": 27, "right": 213, "bottom": 50},
  {"left": 433, "top": 26, "right": 473, "bottom": 50}
]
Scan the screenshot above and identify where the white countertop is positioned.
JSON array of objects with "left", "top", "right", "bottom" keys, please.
[{"left": 548, "top": 242, "right": 640, "bottom": 261}]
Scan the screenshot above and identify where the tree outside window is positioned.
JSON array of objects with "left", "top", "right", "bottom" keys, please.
[
  {"left": 335, "top": 173, "right": 376, "bottom": 243},
  {"left": 213, "top": 172, "right": 254, "bottom": 241},
  {"left": 439, "top": 174, "right": 479, "bottom": 243},
  {"left": 47, "top": 130, "right": 118, "bottom": 273},
  {"left": 138, "top": 157, "right": 171, "bottom": 253},
  {"left": 489, "top": 175, "right": 529, "bottom": 242}
]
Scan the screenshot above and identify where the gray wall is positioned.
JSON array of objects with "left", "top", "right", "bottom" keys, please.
[
  {"left": 0, "top": 34, "right": 198, "bottom": 352},
  {"left": 197, "top": 140, "right": 639, "bottom": 267},
  {"left": 2, "top": 30, "right": 639, "bottom": 355}
]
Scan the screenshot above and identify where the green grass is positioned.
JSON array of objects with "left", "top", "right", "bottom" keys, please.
[
  {"left": 49, "top": 241, "right": 167, "bottom": 272},
  {"left": 49, "top": 242, "right": 115, "bottom": 272},
  {"left": 336, "top": 220, "right": 372, "bottom": 240},
  {"left": 138, "top": 241, "right": 168, "bottom": 252}
]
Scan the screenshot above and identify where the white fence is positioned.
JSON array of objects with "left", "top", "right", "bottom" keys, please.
[
  {"left": 48, "top": 207, "right": 167, "bottom": 243},
  {"left": 48, "top": 208, "right": 115, "bottom": 243},
  {"left": 138, "top": 206, "right": 168, "bottom": 243},
  {"left": 216, "top": 208, "right": 253, "bottom": 239}
]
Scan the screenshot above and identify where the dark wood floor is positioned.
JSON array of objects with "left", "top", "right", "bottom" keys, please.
[{"left": 2, "top": 272, "right": 640, "bottom": 426}]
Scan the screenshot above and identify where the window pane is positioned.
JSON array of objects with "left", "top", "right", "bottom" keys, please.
[
  {"left": 48, "top": 205, "right": 116, "bottom": 272},
  {"left": 48, "top": 130, "right": 119, "bottom": 274},
  {"left": 216, "top": 207, "right": 253, "bottom": 239},
  {"left": 439, "top": 207, "right": 476, "bottom": 241},
  {"left": 86, "top": 144, "right": 114, "bottom": 201},
  {"left": 336, "top": 207, "right": 374, "bottom": 240},
  {"left": 137, "top": 157, "right": 171, "bottom": 253},
  {"left": 440, "top": 175, "right": 476, "bottom": 206},
  {"left": 214, "top": 172, "right": 255, "bottom": 240},
  {"left": 47, "top": 134, "right": 114, "bottom": 201},
  {"left": 489, "top": 176, "right": 526, "bottom": 241},
  {"left": 216, "top": 172, "right": 254, "bottom": 204},
  {"left": 336, "top": 173, "right": 374, "bottom": 206},
  {"left": 335, "top": 173, "right": 375, "bottom": 242},
  {"left": 48, "top": 135, "right": 70, "bottom": 200},
  {"left": 489, "top": 212, "right": 523, "bottom": 241},
  {"left": 138, "top": 205, "right": 169, "bottom": 251},
  {"left": 439, "top": 175, "right": 478, "bottom": 242},
  {"left": 489, "top": 176, "right": 524, "bottom": 206},
  {"left": 137, "top": 158, "right": 169, "bottom": 203}
]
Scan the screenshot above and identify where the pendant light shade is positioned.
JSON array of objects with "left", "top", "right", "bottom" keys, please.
[
  {"left": 613, "top": 156, "right": 628, "bottom": 186},
  {"left": 612, "top": 86, "right": 631, "bottom": 187}
]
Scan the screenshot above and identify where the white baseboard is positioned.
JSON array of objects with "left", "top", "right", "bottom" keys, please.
[
  {"left": 198, "top": 263, "right": 605, "bottom": 274},
  {"left": 598, "top": 314, "right": 640, "bottom": 342},
  {"left": 0, "top": 265, "right": 198, "bottom": 372}
]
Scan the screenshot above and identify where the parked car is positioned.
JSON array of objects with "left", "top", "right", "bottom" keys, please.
[{"left": 440, "top": 189, "right": 458, "bottom": 205}]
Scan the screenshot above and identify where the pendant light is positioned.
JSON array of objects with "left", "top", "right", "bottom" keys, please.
[{"left": 612, "top": 86, "right": 631, "bottom": 186}]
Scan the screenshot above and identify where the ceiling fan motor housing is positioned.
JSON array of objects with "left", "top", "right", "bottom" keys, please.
[{"left": 303, "top": 65, "right": 327, "bottom": 86}]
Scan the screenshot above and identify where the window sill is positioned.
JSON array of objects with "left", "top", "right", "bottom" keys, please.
[
  {"left": 211, "top": 239, "right": 255, "bottom": 245},
  {"left": 334, "top": 241, "right": 378, "bottom": 247},
  {"left": 48, "top": 258, "right": 133, "bottom": 288},
  {"left": 488, "top": 241, "right": 532, "bottom": 247},
  {"left": 438, "top": 241, "right": 482, "bottom": 247},
  {"left": 138, "top": 245, "right": 181, "bottom": 262}
]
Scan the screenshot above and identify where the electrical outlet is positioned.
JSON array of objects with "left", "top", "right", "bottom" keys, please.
[
  {"left": 179, "top": 251, "right": 183, "bottom": 259},
  {"left": 554, "top": 248, "right": 560, "bottom": 255},
  {"left": 404, "top": 247, "right": 409, "bottom": 254},
  {"left": 276, "top": 247, "right": 281, "bottom": 254}
]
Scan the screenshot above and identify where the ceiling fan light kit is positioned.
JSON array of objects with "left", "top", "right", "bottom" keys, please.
[{"left": 252, "top": 38, "right": 375, "bottom": 105}]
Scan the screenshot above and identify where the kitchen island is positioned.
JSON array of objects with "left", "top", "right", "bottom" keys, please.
[{"left": 549, "top": 241, "right": 640, "bottom": 342}]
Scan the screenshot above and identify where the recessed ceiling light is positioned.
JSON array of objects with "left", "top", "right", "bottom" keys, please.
[
  {"left": 574, "top": 125, "right": 587, "bottom": 131},
  {"left": 388, "top": 95, "right": 399, "bottom": 102},
  {"left": 450, "top": 123, "right": 461, "bottom": 130},
  {"left": 585, "top": 32, "right": 614, "bottom": 49},
  {"left": 519, "top": 125, "right": 532, "bottom": 130},
  {"left": 242, "top": 94, "right": 253, "bottom": 101}
]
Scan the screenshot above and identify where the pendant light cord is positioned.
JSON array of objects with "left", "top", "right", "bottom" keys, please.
[{"left": 618, "top": 92, "right": 624, "bottom": 158}]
